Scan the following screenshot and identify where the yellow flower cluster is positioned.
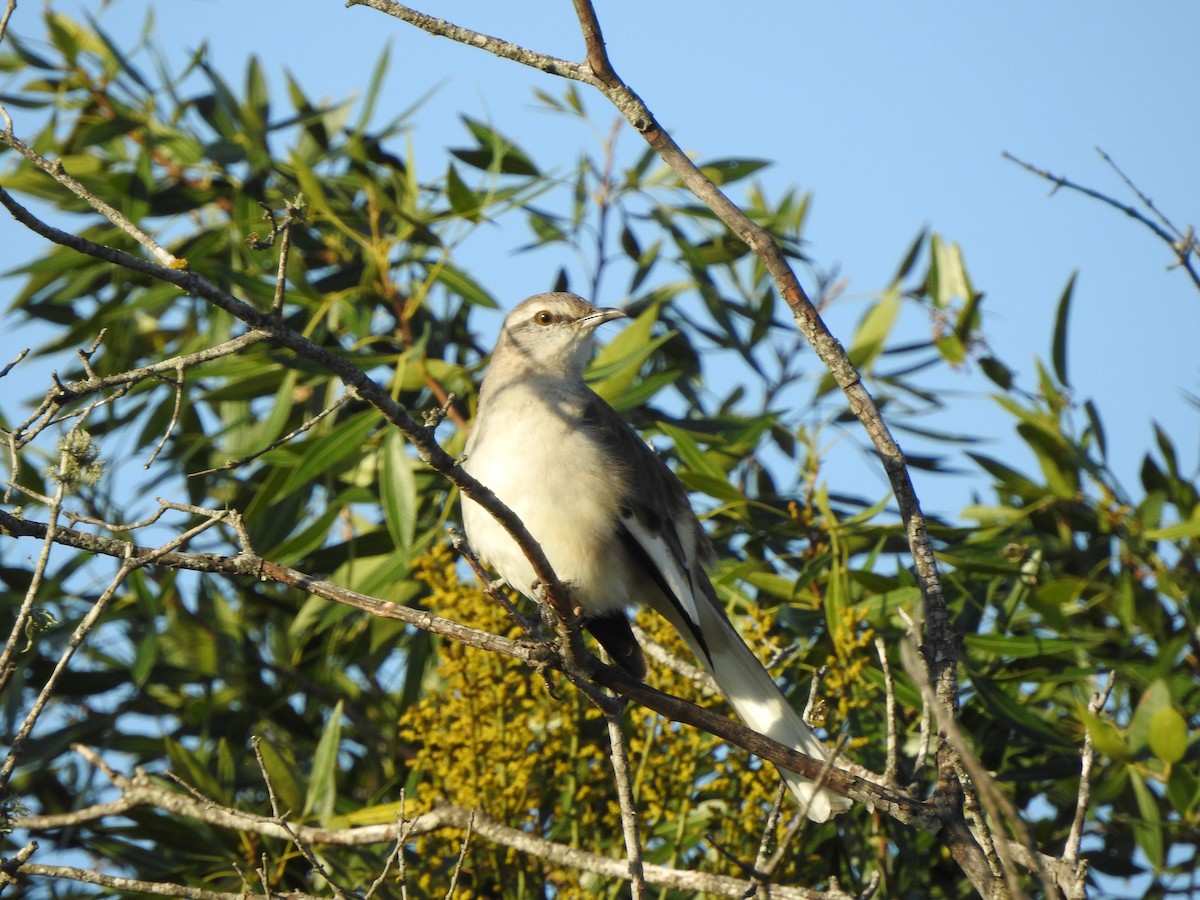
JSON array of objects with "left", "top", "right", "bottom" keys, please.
[{"left": 398, "top": 546, "right": 833, "bottom": 895}]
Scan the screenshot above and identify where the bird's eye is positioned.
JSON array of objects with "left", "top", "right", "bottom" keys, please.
[{"left": 534, "top": 310, "right": 555, "bottom": 326}]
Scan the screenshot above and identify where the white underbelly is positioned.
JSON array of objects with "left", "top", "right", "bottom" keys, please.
[{"left": 461, "top": 416, "right": 630, "bottom": 616}]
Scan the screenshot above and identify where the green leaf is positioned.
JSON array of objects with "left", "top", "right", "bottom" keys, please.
[
  {"left": 1166, "top": 766, "right": 1199, "bottom": 815},
  {"left": 1051, "top": 272, "right": 1076, "bottom": 388},
  {"left": 304, "top": 699, "right": 343, "bottom": 821},
  {"left": 964, "top": 633, "right": 1086, "bottom": 659},
  {"left": 1082, "top": 710, "right": 1129, "bottom": 760},
  {"left": 1148, "top": 706, "right": 1188, "bottom": 764},
  {"left": 1129, "top": 770, "right": 1164, "bottom": 871},
  {"left": 257, "top": 739, "right": 305, "bottom": 816},
  {"left": 588, "top": 303, "right": 669, "bottom": 401},
  {"left": 970, "top": 669, "right": 1070, "bottom": 747},
  {"left": 433, "top": 263, "right": 496, "bottom": 308},
  {"left": 655, "top": 422, "right": 727, "bottom": 481},
  {"left": 890, "top": 228, "right": 928, "bottom": 284},
  {"left": 1143, "top": 506, "right": 1200, "bottom": 541},
  {"left": 926, "top": 233, "right": 973, "bottom": 309},
  {"left": 446, "top": 161, "right": 481, "bottom": 220},
  {"left": 453, "top": 115, "right": 539, "bottom": 176},
  {"left": 279, "top": 410, "right": 379, "bottom": 496},
  {"left": 380, "top": 429, "right": 418, "bottom": 558},
  {"left": 1130, "top": 680, "right": 1173, "bottom": 754},
  {"left": 697, "top": 157, "right": 770, "bottom": 186}
]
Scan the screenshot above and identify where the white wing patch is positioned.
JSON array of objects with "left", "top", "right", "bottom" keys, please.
[{"left": 618, "top": 510, "right": 702, "bottom": 629}]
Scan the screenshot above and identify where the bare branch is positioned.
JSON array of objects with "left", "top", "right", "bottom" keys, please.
[
  {"left": 1003, "top": 149, "right": 1200, "bottom": 291},
  {"left": 346, "top": 0, "right": 593, "bottom": 83},
  {"left": 0, "top": 507, "right": 231, "bottom": 787},
  {"left": 603, "top": 706, "right": 646, "bottom": 899},
  {"left": 631, "top": 623, "right": 719, "bottom": 692},
  {"left": 353, "top": 0, "right": 957, "bottom": 823},
  {"left": 7, "top": 330, "right": 270, "bottom": 453},
  {"left": 875, "top": 637, "right": 900, "bottom": 787},
  {"left": 189, "top": 391, "right": 355, "bottom": 478},
  {"left": 0, "top": 347, "right": 28, "bottom": 379},
  {"left": 897, "top": 609, "right": 1053, "bottom": 900},
  {"left": 443, "top": 811, "right": 474, "bottom": 900},
  {"left": 18, "top": 746, "right": 858, "bottom": 899},
  {"left": 143, "top": 362, "right": 185, "bottom": 468},
  {"left": 1062, "top": 670, "right": 1116, "bottom": 897},
  {"left": 0, "top": 130, "right": 177, "bottom": 266},
  {"left": 251, "top": 736, "right": 354, "bottom": 900},
  {"left": 9, "top": 862, "right": 327, "bottom": 900},
  {"left": 0, "top": 479, "right": 65, "bottom": 696},
  {"left": 0, "top": 0, "right": 18, "bottom": 47}
]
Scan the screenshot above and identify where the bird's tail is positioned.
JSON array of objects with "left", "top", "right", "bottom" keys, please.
[{"left": 659, "top": 595, "right": 852, "bottom": 823}]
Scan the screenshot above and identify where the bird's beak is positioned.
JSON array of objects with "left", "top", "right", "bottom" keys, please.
[{"left": 582, "top": 307, "right": 628, "bottom": 329}]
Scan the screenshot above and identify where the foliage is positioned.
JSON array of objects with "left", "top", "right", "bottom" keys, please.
[{"left": 0, "top": 8, "right": 1196, "bottom": 899}]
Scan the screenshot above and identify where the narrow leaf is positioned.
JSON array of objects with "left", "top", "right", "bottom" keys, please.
[
  {"left": 1052, "top": 272, "right": 1077, "bottom": 387},
  {"left": 380, "top": 429, "right": 418, "bottom": 558},
  {"left": 304, "top": 700, "right": 343, "bottom": 821}
]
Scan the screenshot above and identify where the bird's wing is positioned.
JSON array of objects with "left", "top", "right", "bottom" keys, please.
[
  {"left": 579, "top": 392, "right": 714, "bottom": 646},
  {"left": 579, "top": 391, "right": 852, "bottom": 823}
]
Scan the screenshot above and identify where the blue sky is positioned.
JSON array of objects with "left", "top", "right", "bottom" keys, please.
[{"left": 4, "top": 0, "right": 1199, "bottom": 519}]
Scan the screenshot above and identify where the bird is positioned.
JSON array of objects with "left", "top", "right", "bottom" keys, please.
[{"left": 460, "top": 291, "right": 851, "bottom": 822}]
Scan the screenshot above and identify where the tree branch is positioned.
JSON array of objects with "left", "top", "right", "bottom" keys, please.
[
  {"left": 351, "top": 0, "right": 958, "bottom": 823},
  {"left": 16, "top": 746, "right": 861, "bottom": 899},
  {"left": 0, "top": 507, "right": 913, "bottom": 825},
  {"left": 0, "top": 175, "right": 581, "bottom": 641},
  {"left": 1003, "top": 148, "right": 1200, "bottom": 292}
]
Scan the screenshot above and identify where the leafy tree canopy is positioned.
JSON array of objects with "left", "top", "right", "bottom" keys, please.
[{"left": 0, "top": 7, "right": 1197, "bottom": 899}]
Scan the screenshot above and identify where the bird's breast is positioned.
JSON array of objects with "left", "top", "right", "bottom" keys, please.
[{"left": 461, "top": 387, "right": 633, "bottom": 615}]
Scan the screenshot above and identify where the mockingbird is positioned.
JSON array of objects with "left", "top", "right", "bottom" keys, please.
[{"left": 461, "top": 291, "right": 851, "bottom": 822}]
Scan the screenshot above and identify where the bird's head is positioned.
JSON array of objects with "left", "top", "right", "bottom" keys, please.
[{"left": 494, "top": 292, "right": 627, "bottom": 378}]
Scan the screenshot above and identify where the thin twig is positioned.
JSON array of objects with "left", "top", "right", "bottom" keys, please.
[
  {"left": 0, "top": 478, "right": 65, "bottom": 699},
  {"left": 364, "top": 793, "right": 413, "bottom": 900},
  {"left": 801, "top": 664, "right": 829, "bottom": 724},
  {"left": 8, "top": 330, "right": 270, "bottom": 453},
  {"left": 1, "top": 347, "right": 29, "bottom": 379},
  {"left": 450, "top": 526, "right": 536, "bottom": 635},
  {"left": 251, "top": 735, "right": 354, "bottom": 900},
  {"left": 0, "top": 509, "right": 230, "bottom": 787},
  {"left": 443, "top": 810, "right": 475, "bottom": 900},
  {"left": 747, "top": 781, "right": 788, "bottom": 886},
  {"left": 0, "top": 129, "right": 177, "bottom": 265},
  {"left": 189, "top": 391, "right": 355, "bottom": 477},
  {"left": 143, "top": 363, "right": 185, "bottom": 468},
  {"left": 1003, "top": 150, "right": 1200, "bottom": 291},
  {"left": 875, "top": 637, "right": 899, "bottom": 786},
  {"left": 1064, "top": 671, "right": 1116, "bottom": 873},
  {"left": 897, "top": 609, "right": 1045, "bottom": 900},
  {"left": 631, "top": 623, "right": 719, "bottom": 692},
  {"left": 0, "top": 0, "right": 18, "bottom": 49},
  {"left": 1097, "top": 148, "right": 1180, "bottom": 237},
  {"left": 8, "top": 863, "right": 326, "bottom": 900},
  {"left": 603, "top": 705, "right": 646, "bottom": 899}
]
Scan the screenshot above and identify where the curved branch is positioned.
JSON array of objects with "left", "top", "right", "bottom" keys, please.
[
  {"left": 1003, "top": 149, "right": 1200, "bottom": 292},
  {"left": 0, "top": 507, "right": 918, "bottom": 825},
  {"left": 17, "top": 748, "right": 857, "bottom": 900},
  {"left": 350, "top": 0, "right": 957, "bottom": 787},
  {"left": 0, "top": 177, "right": 580, "bottom": 632}
]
